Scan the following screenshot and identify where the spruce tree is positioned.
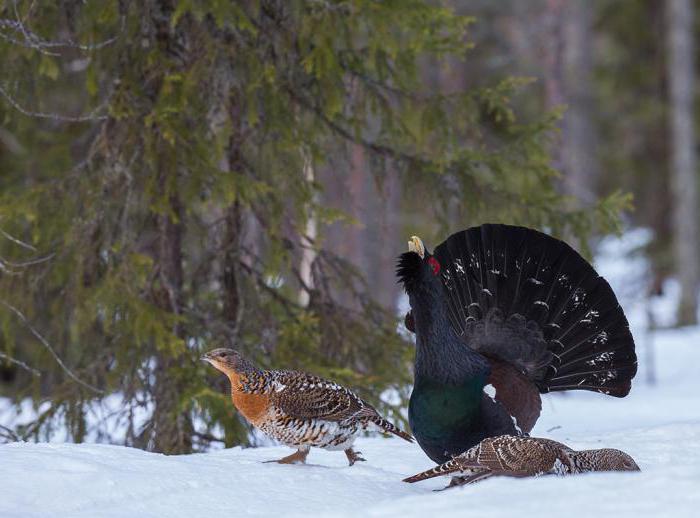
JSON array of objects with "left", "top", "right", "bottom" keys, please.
[{"left": 0, "top": 1, "right": 626, "bottom": 452}]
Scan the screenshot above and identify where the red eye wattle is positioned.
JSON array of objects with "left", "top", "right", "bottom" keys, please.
[{"left": 428, "top": 257, "right": 441, "bottom": 276}]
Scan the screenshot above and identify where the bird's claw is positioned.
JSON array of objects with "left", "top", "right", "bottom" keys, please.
[{"left": 345, "top": 449, "right": 366, "bottom": 466}]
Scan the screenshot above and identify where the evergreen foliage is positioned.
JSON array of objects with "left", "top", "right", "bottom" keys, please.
[{"left": 0, "top": 0, "right": 626, "bottom": 452}]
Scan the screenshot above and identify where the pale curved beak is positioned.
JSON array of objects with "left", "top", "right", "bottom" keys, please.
[{"left": 408, "top": 236, "right": 425, "bottom": 259}]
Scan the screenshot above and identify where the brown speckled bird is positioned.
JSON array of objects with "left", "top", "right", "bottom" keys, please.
[
  {"left": 202, "top": 348, "right": 413, "bottom": 465},
  {"left": 403, "top": 435, "right": 639, "bottom": 489}
]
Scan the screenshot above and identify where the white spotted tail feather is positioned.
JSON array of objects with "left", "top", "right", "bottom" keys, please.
[{"left": 433, "top": 224, "right": 637, "bottom": 398}]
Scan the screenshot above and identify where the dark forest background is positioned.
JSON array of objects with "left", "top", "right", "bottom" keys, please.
[{"left": 0, "top": 0, "right": 697, "bottom": 453}]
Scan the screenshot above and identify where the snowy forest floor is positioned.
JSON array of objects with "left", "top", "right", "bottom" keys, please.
[
  {"left": 2, "top": 232, "right": 700, "bottom": 517},
  {"left": 2, "top": 328, "right": 699, "bottom": 518}
]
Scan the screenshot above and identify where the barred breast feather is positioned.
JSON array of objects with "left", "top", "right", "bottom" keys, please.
[{"left": 231, "top": 368, "right": 412, "bottom": 451}]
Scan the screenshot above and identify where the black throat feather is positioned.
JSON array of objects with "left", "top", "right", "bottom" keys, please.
[
  {"left": 398, "top": 252, "right": 490, "bottom": 385},
  {"left": 397, "top": 252, "right": 423, "bottom": 293}
]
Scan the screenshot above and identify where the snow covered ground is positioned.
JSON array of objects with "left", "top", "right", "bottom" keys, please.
[
  {"left": 2, "top": 231, "right": 700, "bottom": 517},
  {"left": 2, "top": 328, "right": 699, "bottom": 518}
]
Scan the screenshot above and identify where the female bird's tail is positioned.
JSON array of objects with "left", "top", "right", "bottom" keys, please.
[
  {"left": 403, "top": 459, "right": 460, "bottom": 483},
  {"left": 370, "top": 416, "right": 414, "bottom": 442}
]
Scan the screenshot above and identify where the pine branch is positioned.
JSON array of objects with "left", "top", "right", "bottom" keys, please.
[{"left": 285, "top": 86, "right": 420, "bottom": 165}]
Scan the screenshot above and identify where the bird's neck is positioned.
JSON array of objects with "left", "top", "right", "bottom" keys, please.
[
  {"left": 566, "top": 450, "right": 595, "bottom": 473},
  {"left": 225, "top": 368, "right": 263, "bottom": 394},
  {"left": 410, "top": 288, "right": 490, "bottom": 386},
  {"left": 226, "top": 371, "right": 244, "bottom": 393},
  {"left": 223, "top": 370, "right": 269, "bottom": 425}
]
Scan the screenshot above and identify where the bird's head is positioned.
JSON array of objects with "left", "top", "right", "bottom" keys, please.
[
  {"left": 590, "top": 448, "right": 640, "bottom": 472},
  {"left": 397, "top": 235, "right": 443, "bottom": 295},
  {"left": 200, "top": 348, "right": 259, "bottom": 376}
]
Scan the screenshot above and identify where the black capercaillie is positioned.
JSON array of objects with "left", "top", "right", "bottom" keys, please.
[{"left": 399, "top": 224, "right": 637, "bottom": 465}]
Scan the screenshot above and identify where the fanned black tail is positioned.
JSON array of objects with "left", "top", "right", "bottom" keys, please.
[{"left": 433, "top": 224, "right": 637, "bottom": 397}]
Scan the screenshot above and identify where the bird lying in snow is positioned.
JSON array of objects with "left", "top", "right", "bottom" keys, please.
[
  {"left": 201, "top": 348, "right": 413, "bottom": 465},
  {"left": 403, "top": 435, "right": 639, "bottom": 489}
]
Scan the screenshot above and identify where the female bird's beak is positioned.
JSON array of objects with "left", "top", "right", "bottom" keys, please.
[
  {"left": 200, "top": 353, "right": 213, "bottom": 364},
  {"left": 408, "top": 236, "right": 425, "bottom": 259}
]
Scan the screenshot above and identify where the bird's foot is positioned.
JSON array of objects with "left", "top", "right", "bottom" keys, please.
[
  {"left": 434, "top": 471, "right": 491, "bottom": 490},
  {"left": 264, "top": 448, "right": 309, "bottom": 465},
  {"left": 345, "top": 448, "right": 366, "bottom": 466},
  {"left": 433, "top": 476, "right": 470, "bottom": 491}
]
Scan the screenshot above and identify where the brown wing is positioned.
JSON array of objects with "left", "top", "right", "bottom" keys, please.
[
  {"left": 270, "top": 371, "right": 375, "bottom": 423},
  {"left": 487, "top": 358, "right": 542, "bottom": 433},
  {"left": 459, "top": 436, "right": 567, "bottom": 476}
]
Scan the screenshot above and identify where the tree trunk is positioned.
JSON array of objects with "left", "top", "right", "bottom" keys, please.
[
  {"left": 145, "top": 0, "right": 193, "bottom": 453},
  {"left": 223, "top": 202, "right": 243, "bottom": 333},
  {"left": 666, "top": 0, "right": 699, "bottom": 325},
  {"left": 221, "top": 94, "right": 245, "bottom": 339},
  {"left": 562, "top": 0, "right": 598, "bottom": 203},
  {"left": 151, "top": 188, "right": 194, "bottom": 454},
  {"left": 542, "top": 0, "right": 566, "bottom": 174}
]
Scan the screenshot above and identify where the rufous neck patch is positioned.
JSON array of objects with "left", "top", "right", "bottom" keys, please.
[{"left": 228, "top": 372, "right": 269, "bottom": 426}]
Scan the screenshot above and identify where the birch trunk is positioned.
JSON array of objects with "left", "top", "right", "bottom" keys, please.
[{"left": 299, "top": 150, "right": 318, "bottom": 308}]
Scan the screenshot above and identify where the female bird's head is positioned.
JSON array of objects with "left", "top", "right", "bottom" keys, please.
[
  {"left": 588, "top": 448, "right": 641, "bottom": 472},
  {"left": 397, "top": 235, "right": 443, "bottom": 296},
  {"left": 201, "top": 348, "right": 259, "bottom": 376}
]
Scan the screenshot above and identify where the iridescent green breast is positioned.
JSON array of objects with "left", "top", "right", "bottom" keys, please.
[{"left": 408, "top": 375, "right": 487, "bottom": 463}]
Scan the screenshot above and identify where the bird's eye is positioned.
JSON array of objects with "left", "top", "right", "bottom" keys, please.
[{"left": 218, "top": 352, "right": 226, "bottom": 358}]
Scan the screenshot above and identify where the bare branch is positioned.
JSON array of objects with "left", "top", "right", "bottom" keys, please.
[
  {"left": 0, "top": 253, "right": 55, "bottom": 269},
  {"left": 0, "top": 10, "right": 124, "bottom": 52},
  {"left": 0, "top": 84, "right": 109, "bottom": 122},
  {"left": 191, "top": 430, "right": 226, "bottom": 444},
  {"left": 0, "top": 299, "right": 104, "bottom": 394},
  {"left": 0, "top": 226, "right": 37, "bottom": 252},
  {"left": 9, "top": 2, "right": 58, "bottom": 56},
  {"left": 0, "top": 350, "right": 41, "bottom": 376},
  {"left": 0, "top": 24, "right": 57, "bottom": 54},
  {"left": 0, "top": 424, "right": 21, "bottom": 442},
  {"left": 0, "top": 258, "right": 20, "bottom": 275}
]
